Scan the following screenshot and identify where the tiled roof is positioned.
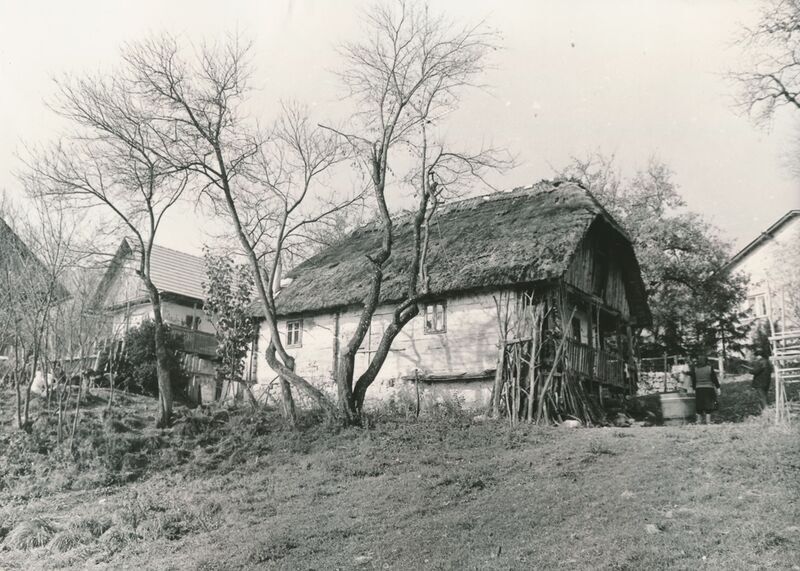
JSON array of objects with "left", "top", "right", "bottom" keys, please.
[
  {"left": 147, "top": 244, "right": 206, "bottom": 300},
  {"left": 94, "top": 240, "right": 207, "bottom": 307}
]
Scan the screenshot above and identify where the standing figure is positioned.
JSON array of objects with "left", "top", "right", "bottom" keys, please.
[
  {"left": 690, "top": 355, "right": 720, "bottom": 424},
  {"left": 750, "top": 350, "right": 773, "bottom": 411}
]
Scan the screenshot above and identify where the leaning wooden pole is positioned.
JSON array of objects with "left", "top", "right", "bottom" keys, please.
[{"left": 535, "top": 307, "right": 577, "bottom": 424}]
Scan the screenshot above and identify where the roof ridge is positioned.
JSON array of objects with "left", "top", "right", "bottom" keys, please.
[{"left": 355, "top": 179, "right": 591, "bottom": 232}]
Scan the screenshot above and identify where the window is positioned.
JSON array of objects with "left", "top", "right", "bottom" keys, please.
[
  {"left": 424, "top": 302, "right": 446, "bottom": 334},
  {"left": 747, "top": 295, "right": 767, "bottom": 318},
  {"left": 571, "top": 317, "right": 582, "bottom": 343},
  {"left": 286, "top": 320, "right": 303, "bottom": 347},
  {"left": 185, "top": 315, "right": 201, "bottom": 330}
]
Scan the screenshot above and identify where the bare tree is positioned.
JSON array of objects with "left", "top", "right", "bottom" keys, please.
[
  {"left": 327, "top": 0, "right": 510, "bottom": 423},
  {"left": 114, "top": 36, "right": 359, "bottom": 423},
  {"left": 734, "top": 0, "right": 800, "bottom": 122},
  {"left": 21, "top": 73, "right": 190, "bottom": 427},
  {"left": 0, "top": 194, "right": 74, "bottom": 430}
]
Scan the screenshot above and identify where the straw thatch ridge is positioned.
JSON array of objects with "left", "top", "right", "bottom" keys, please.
[{"left": 261, "top": 180, "right": 649, "bottom": 323}]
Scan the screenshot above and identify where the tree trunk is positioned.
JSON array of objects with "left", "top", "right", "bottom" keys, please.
[
  {"left": 22, "top": 345, "right": 42, "bottom": 431},
  {"left": 351, "top": 305, "right": 419, "bottom": 414},
  {"left": 69, "top": 375, "right": 83, "bottom": 452},
  {"left": 278, "top": 378, "right": 296, "bottom": 424},
  {"left": 263, "top": 341, "right": 337, "bottom": 424},
  {"left": 336, "top": 353, "right": 360, "bottom": 426},
  {"left": 15, "top": 371, "right": 23, "bottom": 430},
  {"left": 144, "top": 282, "right": 173, "bottom": 428}
]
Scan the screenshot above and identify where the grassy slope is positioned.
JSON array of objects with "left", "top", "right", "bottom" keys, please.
[{"left": 1, "top": 377, "right": 798, "bottom": 571}]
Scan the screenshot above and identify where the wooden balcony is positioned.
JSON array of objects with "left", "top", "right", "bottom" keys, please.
[
  {"left": 562, "top": 337, "right": 625, "bottom": 387},
  {"left": 171, "top": 325, "right": 218, "bottom": 358}
]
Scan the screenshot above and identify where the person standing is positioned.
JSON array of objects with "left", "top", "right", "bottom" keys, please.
[
  {"left": 750, "top": 350, "right": 773, "bottom": 411},
  {"left": 690, "top": 355, "right": 720, "bottom": 424}
]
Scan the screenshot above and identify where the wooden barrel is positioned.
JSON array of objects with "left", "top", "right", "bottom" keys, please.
[{"left": 659, "top": 392, "right": 696, "bottom": 425}]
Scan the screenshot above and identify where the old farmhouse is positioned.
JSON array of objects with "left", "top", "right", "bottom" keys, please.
[
  {"left": 248, "top": 181, "right": 651, "bottom": 413},
  {"left": 90, "top": 239, "right": 217, "bottom": 392}
]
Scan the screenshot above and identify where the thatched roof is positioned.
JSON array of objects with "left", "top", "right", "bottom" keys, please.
[{"left": 262, "top": 181, "right": 650, "bottom": 324}]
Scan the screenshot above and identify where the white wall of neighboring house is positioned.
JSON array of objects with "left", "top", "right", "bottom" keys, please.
[{"left": 731, "top": 215, "right": 800, "bottom": 328}]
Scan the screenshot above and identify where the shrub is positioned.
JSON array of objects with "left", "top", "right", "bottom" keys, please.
[{"left": 114, "top": 320, "right": 187, "bottom": 398}]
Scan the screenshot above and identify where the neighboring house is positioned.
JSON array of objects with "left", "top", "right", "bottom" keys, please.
[
  {"left": 90, "top": 239, "right": 217, "bottom": 390},
  {"left": 723, "top": 210, "right": 800, "bottom": 333},
  {"left": 248, "top": 181, "right": 651, "bottom": 410}
]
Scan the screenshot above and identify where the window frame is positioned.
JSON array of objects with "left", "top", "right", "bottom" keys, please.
[
  {"left": 423, "top": 301, "right": 447, "bottom": 334},
  {"left": 286, "top": 319, "right": 303, "bottom": 347},
  {"left": 571, "top": 316, "right": 583, "bottom": 344},
  {"left": 747, "top": 294, "right": 767, "bottom": 318}
]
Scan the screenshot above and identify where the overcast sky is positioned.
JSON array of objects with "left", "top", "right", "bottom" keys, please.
[{"left": 1, "top": 0, "right": 798, "bottom": 255}]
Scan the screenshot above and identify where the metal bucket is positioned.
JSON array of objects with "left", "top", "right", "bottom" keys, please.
[{"left": 660, "top": 392, "right": 696, "bottom": 425}]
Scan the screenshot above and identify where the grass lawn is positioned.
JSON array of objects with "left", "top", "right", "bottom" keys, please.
[{"left": 0, "top": 376, "right": 798, "bottom": 570}]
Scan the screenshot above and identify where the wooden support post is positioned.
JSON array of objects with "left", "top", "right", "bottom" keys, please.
[
  {"left": 414, "top": 369, "right": 420, "bottom": 418},
  {"left": 626, "top": 324, "right": 637, "bottom": 396},
  {"left": 587, "top": 302, "right": 594, "bottom": 383},
  {"left": 491, "top": 342, "right": 506, "bottom": 417}
]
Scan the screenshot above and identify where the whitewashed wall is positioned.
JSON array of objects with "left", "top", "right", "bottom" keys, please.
[
  {"left": 106, "top": 300, "right": 214, "bottom": 336},
  {"left": 730, "top": 216, "right": 800, "bottom": 326},
  {"left": 103, "top": 261, "right": 214, "bottom": 334},
  {"left": 250, "top": 291, "right": 505, "bottom": 410}
]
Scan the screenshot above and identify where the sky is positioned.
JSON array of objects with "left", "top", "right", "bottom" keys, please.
[{"left": 0, "top": 0, "right": 798, "bottom": 256}]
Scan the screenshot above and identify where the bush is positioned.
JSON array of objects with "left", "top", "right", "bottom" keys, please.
[{"left": 115, "top": 320, "right": 187, "bottom": 398}]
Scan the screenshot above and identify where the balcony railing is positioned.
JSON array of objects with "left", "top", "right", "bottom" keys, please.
[
  {"left": 562, "top": 337, "right": 625, "bottom": 387},
  {"left": 171, "top": 325, "right": 218, "bottom": 358}
]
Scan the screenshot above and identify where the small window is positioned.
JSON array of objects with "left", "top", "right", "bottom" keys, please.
[
  {"left": 571, "top": 317, "right": 582, "bottom": 343},
  {"left": 747, "top": 295, "right": 767, "bottom": 318},
  {"left": 424, "top": 302, "right": 446, "bottom": 334},
  {"left": 185, "top": 315, "right": 201, "bottom": 330},
  {"left": 286, "top": 320, "right": 303, "bottom": 347}
]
